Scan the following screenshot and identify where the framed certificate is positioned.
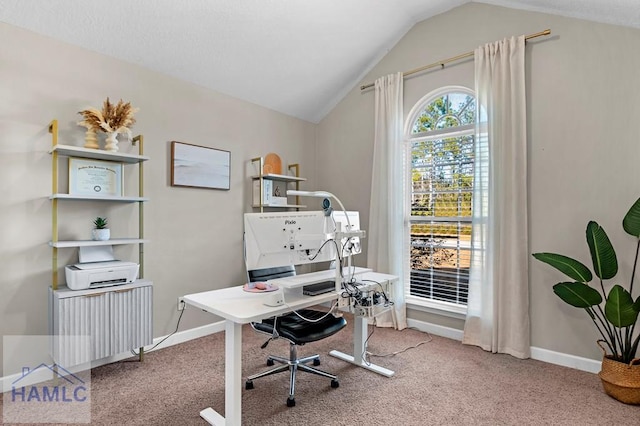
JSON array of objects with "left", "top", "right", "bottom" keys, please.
[{"left": 69, "top": 158, "right": 123, "bottom": 197}]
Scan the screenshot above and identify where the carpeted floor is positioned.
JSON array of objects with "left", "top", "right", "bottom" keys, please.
[{"left": 2, "top": 315, "right": 638, "bottom": 425}]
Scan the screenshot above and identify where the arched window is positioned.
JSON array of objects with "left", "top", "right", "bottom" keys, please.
[{"left": 404, "top": 87, "right": 476, "bottom": 310}]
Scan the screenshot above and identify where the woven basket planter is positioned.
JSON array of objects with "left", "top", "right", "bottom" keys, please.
[{"left": 598, "top": 353, "right": 640, "bottom": 405}]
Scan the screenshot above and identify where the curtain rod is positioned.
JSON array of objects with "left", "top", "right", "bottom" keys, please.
[{"left": 360, "top": 29, "right": 551, "bottom": 91}]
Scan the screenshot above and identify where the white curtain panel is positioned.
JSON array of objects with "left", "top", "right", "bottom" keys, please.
[
  {"left": 462, "top": 36, "right": 530, "bottom": 358},
  {"left": 367, "top": 72, "right": 407, "bottom": 330}
]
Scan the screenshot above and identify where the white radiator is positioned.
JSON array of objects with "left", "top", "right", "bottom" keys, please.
[{"left": 50, "top": 280, "right": 153, "bottom": 367}]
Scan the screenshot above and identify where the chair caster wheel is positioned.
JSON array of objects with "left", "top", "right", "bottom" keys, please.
[
  {"left": 245, "top": 381, "right": 254, "bottom": 390},
  {"left": 331, "top": 379, "right": 339, "bottom": 388},
  {"left": 313, "top": 358, "right": 321, "bottom": 366},
  {"left": 287, "top": 397, "right": 296, "bottom": 407},
  {"left": 267, "top": 359, "right": 275, "bottom": 366}
]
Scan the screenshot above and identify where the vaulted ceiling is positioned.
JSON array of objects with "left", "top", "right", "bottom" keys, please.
[{"left": 1, "top": 0, "right": 638, "bottom": 122}]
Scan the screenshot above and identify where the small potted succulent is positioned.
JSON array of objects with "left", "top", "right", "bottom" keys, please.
[{"left": 91, "top": 217, "right": 110, "bottom": 241}]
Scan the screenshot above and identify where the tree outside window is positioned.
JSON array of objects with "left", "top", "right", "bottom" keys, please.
[{"left": 407, "top": 90, "right": 476, "bottom": 307}]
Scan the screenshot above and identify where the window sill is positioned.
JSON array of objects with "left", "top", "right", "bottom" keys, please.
[{"left": 406, "top": 296, "right": 467, "bottom": 320}]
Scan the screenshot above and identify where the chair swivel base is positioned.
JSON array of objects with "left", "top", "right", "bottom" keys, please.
[{"left": 245, "top": 344, "right": 339, "bottom": 407}]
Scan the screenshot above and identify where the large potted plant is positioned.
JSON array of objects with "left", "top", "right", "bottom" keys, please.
[{"left": 533, "top": 197, "right": 640, "bottom": 404}]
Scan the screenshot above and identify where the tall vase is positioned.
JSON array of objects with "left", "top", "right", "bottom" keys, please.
[
  {"left": 104, "top": 132, "right": 119, "bottom": 152},
  {"left": 83, "top": 128, "right": 99, "bottom": 149}
]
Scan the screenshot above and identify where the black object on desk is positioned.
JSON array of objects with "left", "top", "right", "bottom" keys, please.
[{"left": 302, "top": 280, "right": 336, "bottom": 296}]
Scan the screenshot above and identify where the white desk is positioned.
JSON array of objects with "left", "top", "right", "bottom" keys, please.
[
  {"left": 328, "top": 271, "right": 398, "bottom": 377},
  {"left": 183, "top": 270, "right": 397, "bottom": 426}
]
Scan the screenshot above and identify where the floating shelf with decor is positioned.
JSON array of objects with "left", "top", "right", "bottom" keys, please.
[
  {"left": 48, "top": 120, "right": 150, "bottom": 284},
  {"left": 250, "top": 156, "right": 306, "bottom": 211}
]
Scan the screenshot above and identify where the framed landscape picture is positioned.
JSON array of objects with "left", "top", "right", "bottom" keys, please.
[{"left": 170, "top": 141, "right": 230, "bottom": 190}]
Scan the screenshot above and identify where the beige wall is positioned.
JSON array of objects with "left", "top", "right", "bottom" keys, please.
[
  {"left": 2, "top": 2, "right": 640, "bottom": 374},
  {"left": 317, "top": 3, "right": 640, "bottom": 361},
  {"left": 0, "top": 23, "right": 318, "bottom": 374}
]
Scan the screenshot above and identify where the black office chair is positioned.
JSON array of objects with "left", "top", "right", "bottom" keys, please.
[{"left": 245, "top": 265, "right": 347, "bottom": 407}]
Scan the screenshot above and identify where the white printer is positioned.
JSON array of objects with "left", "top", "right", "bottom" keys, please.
[
  {"left": 65, "top": 260, "right": 139, "bottom": 290},
  {"left": 64, "top": 245, "right": 139, "bottom": 291}
]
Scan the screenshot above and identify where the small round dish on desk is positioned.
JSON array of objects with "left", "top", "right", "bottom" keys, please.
[{"left": 243, "top": 282, "right": 279, "bottom": 293}]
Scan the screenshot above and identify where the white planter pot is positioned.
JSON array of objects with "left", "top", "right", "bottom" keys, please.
[
  {"left": 91, "top": 228, "right": 110, "bottom": 241},
  {"left": 104, "top": 132, "right": 119, "bottom": 152}
]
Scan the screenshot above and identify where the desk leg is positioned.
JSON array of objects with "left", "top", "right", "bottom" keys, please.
[
  {"left": 200, "top": 320, "right": 242, "bottom": 426},
  {"left": 329, "top": 315, "right": 395, "bottom": 377}
]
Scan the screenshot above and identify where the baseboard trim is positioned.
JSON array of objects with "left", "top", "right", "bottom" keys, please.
[
  {"left": 407, "top": 318, "right": 464, "bottom": 341},
  {"left": 530, "top": 346, "right": 601, "bottom": 374},
  {"left": 146, "top": 320, "right": 226, "bottom": 350},
  {"left": 1, "top": 320, "right": 226, "bottom": 390},
  {"left": 3, "top": 318, "right": 602, "bottom": 388},
  {"left": 93, "top": 320, "right": 227, "bottom": 367},
  {"left": 406, "top": 318, "right": 601, "bottom": 374}
]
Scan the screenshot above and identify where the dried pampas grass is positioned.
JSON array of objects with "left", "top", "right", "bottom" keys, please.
[
  {"left": 78, "top": 107, "right": 104, "bottom": 132},
  {"left": 78, "top": 97, "right": 139, "bottom": 140}
]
